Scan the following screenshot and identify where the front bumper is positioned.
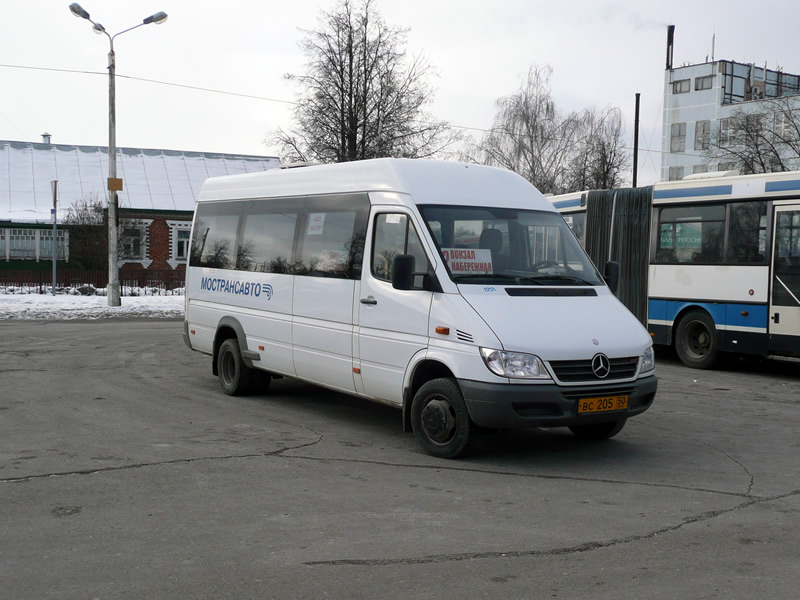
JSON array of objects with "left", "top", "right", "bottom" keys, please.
[{"left": 459, "top": 375, "right": 658, "bottom": 429}]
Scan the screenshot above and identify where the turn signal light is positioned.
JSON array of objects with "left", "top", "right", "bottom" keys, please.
[{"left": 435, "top": 326, "right": 450, "bottom": 335}]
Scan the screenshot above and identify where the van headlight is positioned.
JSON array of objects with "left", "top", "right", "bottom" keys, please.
[
  {"left": 640, "top": 346, "right": 655, "bottom": 374},
  {"left": 480, "top": 348, "right": 552, "bottom": 380}
]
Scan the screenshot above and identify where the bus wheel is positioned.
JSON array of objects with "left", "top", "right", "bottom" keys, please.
[
  {"left": 411, "top": 378, "right": 472, "bottom": 459},
  {"left": 217, "top": 338, "right": 254, "bottom": 396},
  {"left": 675, "top": 309, "right": 719, "bottom": 369},
  {"left": 569, "top": 418, "right": 626, "bottom": 440}
]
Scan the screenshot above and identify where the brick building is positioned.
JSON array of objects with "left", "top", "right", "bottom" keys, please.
[{"left": 0, "top": 138, "right": 280, "bottom": 287}]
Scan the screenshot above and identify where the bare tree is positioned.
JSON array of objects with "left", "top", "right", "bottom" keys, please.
[
  {"left": 474, "top": 65, "right": 629, "bottom": 194},
  {"left": 705, "top": 96, "right": 800, "bottom": 174},
  {"left": 273, "top": 0, "right": 460, "bottom": 163},
  {"left": 64, "top": 194, "right": 106, "bottom": 270},
  {"left": 566, "top": 107, "right": 629, "bottom": 191}
]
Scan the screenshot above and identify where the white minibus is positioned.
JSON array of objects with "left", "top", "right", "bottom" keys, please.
[{"left": 184, "top": 159, "right": 657, "bottom": 458}]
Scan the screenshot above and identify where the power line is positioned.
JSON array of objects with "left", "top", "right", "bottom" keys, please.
[
  {"left": 0, "top": 63, "right": 295, "bottom": 105},
  {"left": 0, "top": 61, "right": 678, "bottom": 158}
]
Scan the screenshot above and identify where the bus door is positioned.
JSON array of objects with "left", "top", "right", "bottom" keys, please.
[{"left": 769, "top": 205, "right": 800, "bottom": 354}]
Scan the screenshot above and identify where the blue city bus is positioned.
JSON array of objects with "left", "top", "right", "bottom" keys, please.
[{"left": 551, "top": 171, "right": 800, "bottom": 368}]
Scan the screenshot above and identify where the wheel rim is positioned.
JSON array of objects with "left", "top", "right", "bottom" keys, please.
[
  {"left": 685, "top": 321, "right": 711, "bottom": 359},
  {"left": 220, "top": 350, "right": 236, "bottom": 387},
  {"left": 419, "top": 395, "right": 457, "bottom": 445}
]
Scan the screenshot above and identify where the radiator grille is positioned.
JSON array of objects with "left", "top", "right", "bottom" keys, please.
[{"left": 549, "top": 356, "right": 639, "bottom": 382}]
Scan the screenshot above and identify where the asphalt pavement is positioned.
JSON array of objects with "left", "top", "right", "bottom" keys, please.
[{"left": 1, "top": 319, "right": 798, "bottom": 599}]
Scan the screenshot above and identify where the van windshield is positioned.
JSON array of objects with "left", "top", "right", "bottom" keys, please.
[{"left": 419, "top": 205, "right": 604, "bottom": 286}]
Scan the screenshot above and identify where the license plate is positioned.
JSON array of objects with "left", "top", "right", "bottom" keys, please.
[{"left": 577, "top": 395, "right": 628, "bottom": 414}]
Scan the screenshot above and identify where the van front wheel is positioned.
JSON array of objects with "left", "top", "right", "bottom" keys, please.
[
  {"left": 217, "top": 338, "right": 254, "bottom": 396},
  {"left": 411, "top": 378, "right": 472, "bottom": 459}
]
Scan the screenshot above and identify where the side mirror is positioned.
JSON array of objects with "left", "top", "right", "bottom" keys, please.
[
  {"left": 392, "top": 254, "right": 415, "bottom": 290},
  {"left": 604, "top": 261, "right": 620, "bottom": 295}
]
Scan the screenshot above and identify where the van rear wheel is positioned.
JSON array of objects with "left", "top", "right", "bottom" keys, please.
[
  {"left": 411, "top": 378, "right": 472, "bottom": 459},
  {"left": 217, "top": 338, "right": 254, "bottom": 396}
]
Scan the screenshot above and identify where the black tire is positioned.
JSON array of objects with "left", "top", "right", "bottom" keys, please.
[
  {"left": 569, "top": 418, "right": 626, "bottom": 440},
  {"left": 675, "top": 309, "right": 720, "bottom": 369},
  {"left": 411, "top": 378, "right": 472, "bottom": 459},
  {"left": 217, "top": 338, "right": 254, "bottom": 396}
]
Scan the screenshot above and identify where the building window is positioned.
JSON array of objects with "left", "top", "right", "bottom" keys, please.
[
  {"left": 176, "top": 230, "right": 190, "bottom": 260},
  {"left": 693, "top": 165, "right": 709, "bottom": 174},
  {"left": 668, "top": 166, "right": 685, "bottom": 181},
  {"left": 775, "top": 112, "right": 795, "bottom": 141},
  {"left": 695, "top": 75, "right": 713, "bottom": 91},
  {"left": 122, "top": 228, "right": 143, "bottom": 259},
  {"left": 671, "top": 122, "right": 687, "bottom": 152},
  {"left": 719, "top": 118, "right": 731, "bottom": 147},
  {"left": 9, "top": 229, "right": 36, "bottom": 259},
  {"left": 673, "top": 79, "right": 690, "bottom": 94},
  {"left": 694, "top": 120, "right": 711, "bottom": 150}
]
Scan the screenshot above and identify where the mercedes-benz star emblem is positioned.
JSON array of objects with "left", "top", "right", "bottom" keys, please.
[{"left": 591, "top": 353, "right": 611, "bottom": 379}]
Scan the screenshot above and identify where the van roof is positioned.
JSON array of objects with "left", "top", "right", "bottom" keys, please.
[{"left": 197, "top": 158, "right": 553, "bottom": 211}]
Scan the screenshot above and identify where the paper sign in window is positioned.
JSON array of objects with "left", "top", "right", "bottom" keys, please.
[
  {"left": 308, "top": 213, "right": 325, "bottom": 235},
  {"left": 442, "top": 248, "right": 493, "bottom": 274}
]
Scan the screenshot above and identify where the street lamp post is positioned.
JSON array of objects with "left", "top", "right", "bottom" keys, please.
[{"left": 69, "top": 3, "right": 167, "bottom": 306}]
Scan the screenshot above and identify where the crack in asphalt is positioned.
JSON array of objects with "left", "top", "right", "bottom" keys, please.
[
  {"left": 0, "top": 434, "right": 325, "bottom": 484},
  {"left": 3, "top": 428, "right": 797, "bottom": 569},
  {"left": 637, "top": 421, "right": 756, "bottom": 496},
  {"left": 303, "top": 489, "right": 800, "bottom": 566}
]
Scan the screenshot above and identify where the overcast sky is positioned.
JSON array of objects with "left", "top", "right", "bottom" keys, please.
[{"left": 2, "top": 0, "right": 798, "bottom": 186}]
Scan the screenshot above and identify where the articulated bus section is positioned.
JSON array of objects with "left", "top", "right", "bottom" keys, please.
[{"left": 551, "top": 171, "right": 800, "bottom": 368}]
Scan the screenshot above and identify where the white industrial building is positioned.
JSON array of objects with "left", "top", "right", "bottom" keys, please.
[{"left": 661, "top": 26, "right": 800, "bottom": 180}]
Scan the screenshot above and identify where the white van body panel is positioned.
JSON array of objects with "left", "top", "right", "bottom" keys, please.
[
  {"left": 292, "top": 277, "right": 357, "bottom": 394},
  {"left": 457, "top": 286, "right": 652, "bottom": 361},
  {"left": 197, "top": 159, "right": 550, "bottom": 211}
]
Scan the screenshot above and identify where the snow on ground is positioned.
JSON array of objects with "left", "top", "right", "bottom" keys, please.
[{"left": 0, "top": 287, "right": 184, "bottom": 320}]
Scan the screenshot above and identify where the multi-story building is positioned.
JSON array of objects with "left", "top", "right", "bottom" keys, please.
[{"left": 662, "top": 26, "right": 800, "bottom": 181}]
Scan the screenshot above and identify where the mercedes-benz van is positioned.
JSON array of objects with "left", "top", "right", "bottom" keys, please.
[{"left": 184, "top": 159, "right": 657, "bottom": 458}]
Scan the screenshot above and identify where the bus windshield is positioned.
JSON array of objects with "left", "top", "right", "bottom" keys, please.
[{"left": 419, "top": 205, "right": 604, "bottom": 286}]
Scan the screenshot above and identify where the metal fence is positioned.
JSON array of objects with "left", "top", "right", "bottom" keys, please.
[{"left": 0, "top": 268, "right": 185, "bottom": 295}]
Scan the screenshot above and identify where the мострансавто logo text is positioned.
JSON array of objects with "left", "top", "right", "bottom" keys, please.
[{"left": 200, "top": 277, "right": 272, "bottom": 300}]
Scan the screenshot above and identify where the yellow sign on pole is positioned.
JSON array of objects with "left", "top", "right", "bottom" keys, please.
[{"left": 107, "top": 177, "right": 123, "bottom": 191}]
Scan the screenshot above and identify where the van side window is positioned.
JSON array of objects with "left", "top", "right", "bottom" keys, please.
[
  {"left": 190, "top": 202, "right": 241, "bottom": 269},
  {"left": 372, "top": 213, "right": 430, "bottom": 289},
  {"left": 239, "top": 201, "right": 299, "bottom": 273},
  {"left": 296, "top": 194, "right": 370, "bottom": 279}
]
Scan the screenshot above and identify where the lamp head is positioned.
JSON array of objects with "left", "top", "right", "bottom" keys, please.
[
  {"left": 92, "top": 22, "right": 106, "bottom": 34},
  {"left": 69, "top": 3, "right": 91, "bottom": 19},
  {"left": 143, "top": 11, "right": 168, "bottom": 25}
]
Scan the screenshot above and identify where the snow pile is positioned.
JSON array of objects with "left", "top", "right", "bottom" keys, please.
[{"left": 0, "top": 287, "right": 184, "bottom": 320}]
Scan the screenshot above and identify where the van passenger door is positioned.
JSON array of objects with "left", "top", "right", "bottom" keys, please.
[
  {"left": 356, "top": 211, "right": 433, "bottom": 404},
  {"left": 292, "top": 195, "right": 370, "bottom": 394}
]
